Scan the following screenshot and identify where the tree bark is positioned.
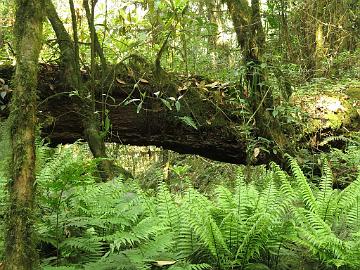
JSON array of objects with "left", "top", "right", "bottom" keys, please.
[
  {"left": 5, "top": 0, "right": 44, "bottom": 269},
  {"left": 226, "top": 0, "right": 288, "bottom": 148}
]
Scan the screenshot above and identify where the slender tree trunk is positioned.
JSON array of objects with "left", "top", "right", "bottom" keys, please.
[
  {"left": 205, "top": 1, "right": 218, "bottom": 69},
  {"left": 83, "top": 0, "right": 107, "bottom": 71},
  {"left": 45, "top": 0, "right": 114, "bottom": 180},
  {"left": 279, "top": 0, "right": 292, "bottom": 61},
  {"left": 5, "top": 1, "right": 44, "bottom": 269},
  {"left": 315, "top": 22, "right": 325, "bottom": 76}
]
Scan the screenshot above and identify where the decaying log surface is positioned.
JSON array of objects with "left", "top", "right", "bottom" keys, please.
[
  {"left": 1, "top": 64, "right": 260, "bottom": 164},
  {"left": 1, "top": 64, "right": 359, "bottom": 165}
]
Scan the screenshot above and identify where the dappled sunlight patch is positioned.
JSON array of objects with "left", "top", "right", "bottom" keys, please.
[{"left": 291, "top": 80, "right": 360, "bottom": 134}]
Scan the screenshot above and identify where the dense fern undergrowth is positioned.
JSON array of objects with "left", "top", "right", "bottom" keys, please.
[{"left": 0, "top": 143, "right": 360, "bottom": 270}]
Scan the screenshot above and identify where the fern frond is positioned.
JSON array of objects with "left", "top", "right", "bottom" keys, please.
[
  {"left": 319, "top": 135, "right": 351, "bottom": 146},
  {"left": 220, "top": 212, "right": 244, "bottom": 255},
  {"left": 84, "top": 253, "right": 138, "bottom": 270},
  {"left": 258, "top": 177, "right": 278, "bottom": 213},
  {"left": 176, "top": 193, "right": 200, "bottom": 259},
  {"left": 139, "top": 231, "right": 174, "bottom": 258},
  {"left": 337, "top": 171, "right": 360, "bottom": 215},
  {"left": 271, "top": 162, "right": 294, "bottom": 196},
  {"left": 235, "top": 212, "right": 272, "bottom": 265},
  {"left": 167, "top": 261, "right": 211, "bottom": 270},
  {"left": 346, "top": 195, "right": 360, "bottom": 230},
  {"left": 294, "top": 208, "right": 346, "bottom": 262},
  {"left": 186, "top": 193, "right": 231, "bottom": 267},
  {"left": 319, "top": 157, "right": 333, "bottom": 195},
  {"left": 42, "top": 267, "right": 77, "bottom": 270},
  {"left": 191, "top": 208, "right": 230, "bottom": 259},
  {"left": 59, "top": 235, "right": 104, "bottom": 261},
  {"left": 157, "top": 182, "right": 181, "bottom": 232},
  {"left": 189, "top": 263, "right": 212, "bottom": 270},
  {"left": 233, "top": 167, "right": 251, "bottom": 221},
  {"left": 287, "top": 155, "right": 317, "bottom": 212},
  {"left": 215, "top": 185, "right": 235, "bottom": 214}
]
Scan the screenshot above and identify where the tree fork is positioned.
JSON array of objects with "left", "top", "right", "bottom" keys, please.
[{"left": 46, "top": 0, "right": 114, "bottom": 180}]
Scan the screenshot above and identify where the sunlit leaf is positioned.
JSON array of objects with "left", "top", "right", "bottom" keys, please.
[
  {"left": 253, "top": 147, "right": 260, "bottom": 158},
  {"left": 153, "top": 260, "right": 176, "bottom": 267},
  {"left": 205, "top": 81, "right": 220, "bottom": 88},
  {"left": 175, "top": 100, "right": 181, "bottom": 111},
  {"left": 139, "top": 78, "right": 149, "bottom": 83},
  {"left": 161, "top": 98, "right": 172, "bottom": 110},
  {"left": 137, "top": 101, "right": 143, "bottom": 113},
  {"left": 178, "top": 116, "right": 197, "bottom": 130},
  {"left": 124, "top": 98, "right": 140, "bottom": 105}
]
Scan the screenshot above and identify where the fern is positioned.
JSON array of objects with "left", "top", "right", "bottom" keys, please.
[
  {"left": 181, "top": 168, "right": 289, "bottom": 269},
  {"left": 287, "top": 154, "right": 318, "bottom": 212},
  {"left": 33, "top": 142, "right": 360, "bottom": 270},
  {"left": 288, "top": 156, "right": 360, "bottom": 268},
  {"left": 346, "top": 195, "right": 360, "bottom": 231},
  {"left": 319, "top": 157, "right": 333, "bottom": 195},
  {"left": 37, "top": 153, "right": 169, "bottom": 268},
  {"left": 157, "top": 181, "right": 181, "bottom": 233},
  {"left": 59, "top": 235, "right": 104, "bottom": 262},
  {"left": 42, "top": 267, "right": 77, "bottom": 270},
  {"left": 168, "top": 261, "right": 211, "bottom": 270},
  {"left": 337, "top": 171, "right": 360, "bottom": 212},
  {"left": 271, "top": 162, "right": 296, "bottom": 214},
  {"left": 319, "top": 135, "right": 353, "bottom": 146},
  {"left": 315, "top": 157, "right": 340, "bottom": 223},
  {"left": 175, "top": 188, "right": 201, "bottom": 260},
  {"left": 235, "top": 212, "right": 272, "bottom": 264}
]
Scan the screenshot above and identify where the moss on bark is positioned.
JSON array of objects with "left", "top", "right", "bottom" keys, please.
[{"left": 5, "top": 1, "right": 44, "bottom": 270}]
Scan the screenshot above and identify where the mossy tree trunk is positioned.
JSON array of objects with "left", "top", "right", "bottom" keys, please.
[
  {"left": 5, "top": 1, "right": 44, "bottom": 269},
  {"left": 45, "top": 0, "right": 114, "bottom": 180},
  {"left": 226, "top": 0, "right": 288, "bottom": 149}
]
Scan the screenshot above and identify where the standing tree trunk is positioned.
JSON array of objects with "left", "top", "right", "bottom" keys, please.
[
  {"left": 45, "top": 0, "right": 114, "bottom": 180},
  {"left": 226, "top": 0, "right": 288, "bottom": 150},
  {"left": 5, "top": 0, "right": 44, "bottom": 269}
]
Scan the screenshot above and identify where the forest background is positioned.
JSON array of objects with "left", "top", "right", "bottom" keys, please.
[{"left": 0, "top": 0, "right": 359, "bottom": 269}]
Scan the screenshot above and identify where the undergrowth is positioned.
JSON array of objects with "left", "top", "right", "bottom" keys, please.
[
  {"left": 0, "top": 142, "right": 359, "bottom": 269},
  {"left": 27, "top": 144, "right": 360, "bottom": 270}
]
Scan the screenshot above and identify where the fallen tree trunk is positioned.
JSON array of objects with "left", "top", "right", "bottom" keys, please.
[
  {"left": 1, "top": 64, "right": 359, "bottom": 165},
  {"left": 40, "top": 95, "right": 250, "bottom": 164},
  {"left": 0, "top": 64, "right": 265, "bottom": 164}
]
